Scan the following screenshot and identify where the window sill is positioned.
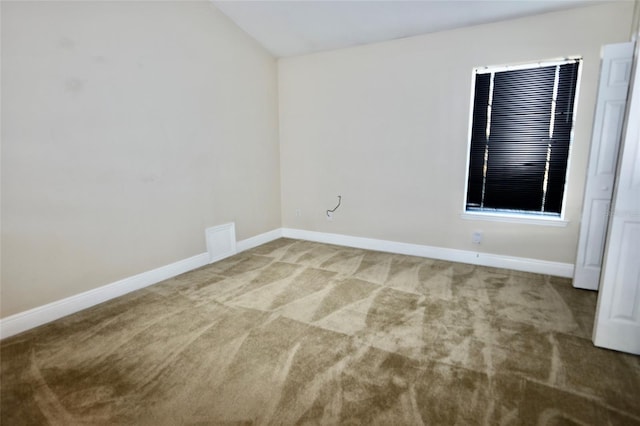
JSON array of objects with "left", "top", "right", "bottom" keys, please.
[{"left": 460, "top": 212, "right": 569, "bottom": 227}]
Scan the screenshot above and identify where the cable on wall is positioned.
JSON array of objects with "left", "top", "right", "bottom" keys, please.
[{"left": 326, "top": 195, "right": 342, "bottom": 217}]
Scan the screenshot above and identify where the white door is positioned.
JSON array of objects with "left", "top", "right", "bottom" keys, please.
[
  {"left": 593, "top": 41, "right": 640, "bottom": 355},
  {"left": 574, "top": 42, "right": 634, "bottom": 290}
]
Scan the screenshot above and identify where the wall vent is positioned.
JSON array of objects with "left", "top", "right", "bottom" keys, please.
[{"left": 205, "top": 223, "right": 237, "bottom": 263}]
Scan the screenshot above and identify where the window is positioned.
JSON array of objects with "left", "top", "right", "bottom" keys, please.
[{"left": 465, "top": 59, "right": 581, "bottom": 218}]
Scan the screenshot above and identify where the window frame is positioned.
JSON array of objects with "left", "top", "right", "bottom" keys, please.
[{"left": 462, "top": 57, "right": 582, "bottom": 227}]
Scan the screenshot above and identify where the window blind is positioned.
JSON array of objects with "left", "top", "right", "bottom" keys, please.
[{"left": 466, "top": 61, "right": 580, "bottom": 216}]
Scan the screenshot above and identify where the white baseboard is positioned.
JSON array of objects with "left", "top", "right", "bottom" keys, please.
[
  {"left": 0, "top": 226, "right": 573, "bottom": 340},
  {"left": 0, "top": 227, "right": 285, "bottom": 340},
  {"left": 281, "top": 228, "right": 574, "bottom": 278},
  {"left": 0, "top": 252, "right": 210, "bottom": 340},
  {"left": 236, "top": 228, "right": 283, "bottom": 252}
]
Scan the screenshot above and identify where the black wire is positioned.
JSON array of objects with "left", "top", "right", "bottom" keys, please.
[{"left": 327, "top": 195, "right": 341, "bottom": 217}]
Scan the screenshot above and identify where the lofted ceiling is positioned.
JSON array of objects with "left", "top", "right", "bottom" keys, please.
[{"left": 211, "top": 0, "right": 607, "bottom": 58}]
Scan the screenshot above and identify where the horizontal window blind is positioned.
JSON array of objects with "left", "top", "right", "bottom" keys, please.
[{"left": 466, "top": 60, "right": 580, "bottom": 216}]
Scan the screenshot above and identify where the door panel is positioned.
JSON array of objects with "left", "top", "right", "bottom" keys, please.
[
  {"left": 593, "top": 41, "right": 640, "bottom": 355},
  {"left": 574, "top": 42, "right": 634, "bottom": 290},
  {"left": 583, "top": 199, "right": 610, "bottom": 267}
]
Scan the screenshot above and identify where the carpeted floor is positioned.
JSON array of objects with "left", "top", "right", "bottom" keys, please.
[{"left": 1, "top": 238, "right": 639, "bottom": 425}]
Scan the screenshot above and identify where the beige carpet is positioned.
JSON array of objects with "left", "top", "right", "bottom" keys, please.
[{"left": 2, "top": 238, "right": 639, "bottom": 425}]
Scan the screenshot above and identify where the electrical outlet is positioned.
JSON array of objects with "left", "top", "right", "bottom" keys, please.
[
  {"left": 295, "top": 209, "right": 301, "bottom": 217},
  {"left": 472, "top": 231, "right": 483, "bottom": 244},
  {"left": 327, "top": 211, "right": 333, "bottom": 221}
]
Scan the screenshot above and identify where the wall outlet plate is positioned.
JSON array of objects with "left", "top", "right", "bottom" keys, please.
[{"left": 472, "top": 231, "right": 483, "bottom": 244}]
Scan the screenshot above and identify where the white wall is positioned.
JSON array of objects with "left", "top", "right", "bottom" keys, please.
[
  {"left": 1, "top": 1, "right": 281, "bottom": 317},
  {"left": 279, "top": 2, "right": 634, "bottom": 264}
]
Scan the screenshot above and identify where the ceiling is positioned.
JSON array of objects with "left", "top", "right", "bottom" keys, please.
[{"left": 211, "top": 0, "right": 605, "bottom": 58}]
